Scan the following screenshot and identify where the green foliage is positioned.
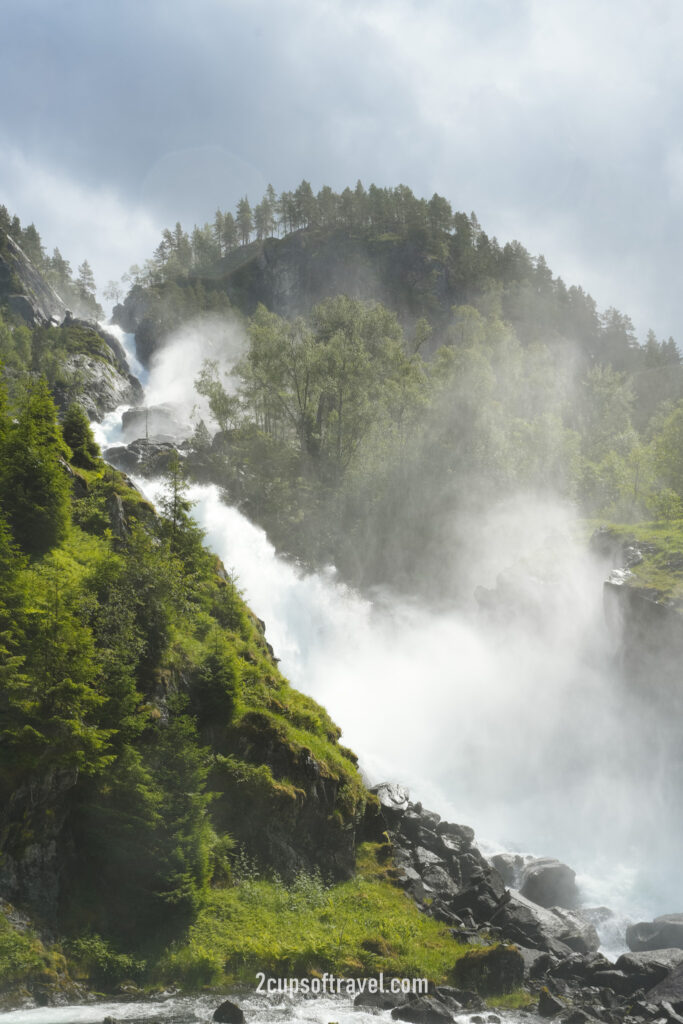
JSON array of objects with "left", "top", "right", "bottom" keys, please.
[
  {"left": 159, "top": 844, "right": 470, "bottom": 987},
  {"left": 0, "top": 364, "right": 365, "bottom": 963},
  {"left": 0, "top": 378, "right": 71, "bottom": 555},
  {"left": 0, "top": 912, "right": 48, "bottom": 985},
  {"left": 61, "top": 404, "right": 101, "bottom": 469},
  {"left": 66, "top": 933, "right": 146, "bottom": 986},
  {"left": 595, "top": 519, "right": 683, "bottom": 602}
]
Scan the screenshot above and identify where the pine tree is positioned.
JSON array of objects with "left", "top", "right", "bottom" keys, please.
[
  {"left": 1, "top": 379, "right": 71, "bottom": 555},
  {"left": 62, "top": 403, "right": 101, "bottom": 469},
  {"left": 236, "top": 197, "right": 253, "bottom": 245}
]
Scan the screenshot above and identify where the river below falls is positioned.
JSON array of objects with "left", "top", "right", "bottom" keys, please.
[{"left": 0, "top": 994, "right": 541, "bottom": 1024}]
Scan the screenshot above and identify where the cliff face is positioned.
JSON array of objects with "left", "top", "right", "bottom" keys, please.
[
  {"left": 595, "top": 526, "right": 683, "bottom": 706},
  {"left": 0, "top": 231, "right": 143, "bottom": 419},
  {"left": 0, "top": 234, "right": 66, "bottom": 326},
  {"left": 224, "top": 229, "right": 455, "bottom": 326},
  {"left": 114, "top": 228, "right": 468, "bottom": 365}
]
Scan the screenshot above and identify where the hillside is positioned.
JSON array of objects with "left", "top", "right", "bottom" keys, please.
[
  {"left": 105, "top": 183, "right": 683, "bottom": 598},
  {"left": 0, "top": 210, "right": 141, "bottom": 420},
  {"left": 0, "top": 209, "right": 486, "bottom": 1008}
]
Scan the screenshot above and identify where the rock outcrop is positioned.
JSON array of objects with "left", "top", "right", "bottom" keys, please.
[
  {"left": 627, "top": 915, "right": 683, "bottom": 952},
  {"left": 371, "top": 783, "right": 683, "bottom": 1021},
  {"left": 0, "top": 234, "right": 66, "bottom": 326},
  {"left": 519, "top": 857, "right": 581, "bottom": 909},
  {"left": 51, "top": 351, "right": 143, "bottom": 421}
]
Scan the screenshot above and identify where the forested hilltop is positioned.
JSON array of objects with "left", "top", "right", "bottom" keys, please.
[{"left": 112, "top": 182, "right": 683, "bottom": 598}]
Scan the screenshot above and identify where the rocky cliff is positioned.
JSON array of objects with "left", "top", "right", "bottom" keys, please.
[{"left": 0, "top": 234, "right": 66, "bottom": 326}]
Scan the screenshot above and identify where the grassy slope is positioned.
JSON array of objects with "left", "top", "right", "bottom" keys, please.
[
  {"left": 1, "top": 460, "right": 487, "bottom": 998},
  {"left": 592, "top": 518, "right": 683, "bottom": 605},
  {"left": 161, "top": 844, "right": 471, "bottom": 988}
]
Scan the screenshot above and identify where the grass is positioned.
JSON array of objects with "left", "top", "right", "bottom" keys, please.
[
  {"left": 486, "top": 989, "right": 535, "bottom": 1010},
  {"left": 591, "top": 518, "right": 683, "bottom": 604},
  {"left": 489, "top": 991, "right": 536, "bottom": 1007},
  {"left": 156, "top": 843, "right": 471, "bottom": 988},
  {"left": 0, "top": 910, "right": 71, "bottom": 991},
  {"left": 0, "top": 912, "right": 44, "bottom": 985}
]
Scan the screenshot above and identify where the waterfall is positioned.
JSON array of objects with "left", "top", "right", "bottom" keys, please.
[{"left": 95, "top": 325, "right": 678, "bottom": 938}]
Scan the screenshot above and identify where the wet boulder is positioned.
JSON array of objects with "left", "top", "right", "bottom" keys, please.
[
  {"left": 520, "top": 857, "right": 580, "bottom": 909},
  {"left": 213, "top": 999, "right": 245, "bottom": 1023},
  {"left": 372, "top": 782, "right": 410, "bottom": 823},
  {"left": 452, "top": 944, "right": 525, "bottom": 995},
  {"left": 489, "top": 853, "right": 525, "bottom": 887},
  {"left": 616, "top": 948, "right": 683, "bottom": 990},
  {"left": 647, "top": 961, "right": 683, "bottom": 1011},
  {"left": 538, "top": 987, "right": 565, "bottom": 1017},
  {"left": 548, "top": 907, "right": 600, "bottom": 954},
  {"left": 391, "top": 995, "right": 454, "bottom": 1023},
  {"left": 627, "top": 914, "right": 683, "bottom": 952},
  {"left": 499, "top": 891, "right": 598, "bottom": 957}
]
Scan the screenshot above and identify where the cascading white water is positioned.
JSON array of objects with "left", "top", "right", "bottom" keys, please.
[{"left": 96, "top": 323, "right": 681, "bottom": 944}]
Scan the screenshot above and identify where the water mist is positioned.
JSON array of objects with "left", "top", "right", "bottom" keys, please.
[{"left": 102, "top": 323, "right": 682, "bottom": 944}]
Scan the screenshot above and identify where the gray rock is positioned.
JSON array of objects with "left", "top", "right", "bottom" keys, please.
[
  {"left": 591, "top": 969, "right": 636, "bottom": 995},
  {"left": 658, "top": 1000, "right": 683, "bottom": 1024},
  {"left": 520, "top": 857, "right": 580, "bottom": 909},
  {"left": 213, "top": 1000, "right": 244, "bottom": 1024},
  {"left": 400, "top": 809, "right": 424, "bottom": 839},
  {"left": 52, "top": 352, "right": 143, "bottom": 421},
  {"left": 371, "top": 782, "right": 410, "bottom": 819},
  {"left": 517, "top": 946, "right": 554, "bottom": 979},
  {"left": 0, "top": 235, "right": 66, "bottom": 325},
  {"left": 391, "top": 995, "right": 453, "bottom": 1023},
  {"left": 617, "top": 949, "right": 683, "bottom": 991},
  {"left": 647, "top": 961, "right": 683, "bottom": 1009},
  {"left": 422, "top": 865, "right": 459, "bottom": 897},
  {"left": 121, "top": 403, "right": 192, "bottom": 443},
  {"left": 500, "top": 891, "right": 594, "bottom": 957},
  {"left": 489, "top": 853, "right": 525, "bottom": 887},
  {"left": 549, "top": 907, "right": 600, "bottom": 954},
  {"left": 419, "top": 809, "right": 441, "bottom": 828},
  {"left": 538, "top": 987, "right": 564, "bottom": 1017},
  {"left": 628, "top": 915, "right": 683, "bottom": 953},
  {"left": 414, "top": 845, "right": 446, "bottom": 869},
  {"left": 452, "top": 944, "right": 525, "bottom": 995},
  {"left": 106, "top": 493, "right": 130, "bottom": 539},
  {"left": 436, "top": 821, "right": 475, "bottom": 845},
  {"left": 563, "top": 1012, "right": 595, "bottom": 1024},
  {"left": 106, "top": 438, "right": 179, "bottom": 476}
]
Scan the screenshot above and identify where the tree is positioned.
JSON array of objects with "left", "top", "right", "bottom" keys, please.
[
  {"left": 294, "top": 180, "right": 316, "bottom": 228},
  {"left": 654, "top": 401, "right": 683, "bottom": 498},
  {"left": 77, "top": 260, "right": 96, "bottom": 299},
  {"left": 20, "top": 224, "right": 45, "bottom": 267},
  {"left": 1, "top": 379, "right": 72, "bottom": 555},
  {"left": 236, "top": 197, "right": 253, "bottom": 245},
  {"left": 195, "top": 360, "right": 241, "bottom": 434},
  {"left": 62, "top": 403, "right": 101, "bottom": 469},
  {"left": 47, "top": 247, "right": 73, "bottom": 294},
  {"left": 221, "top": 212, "right": 237, "bottom": 252},
  {"left": 427, "top": 193, "right": 453, "bottom": 234},
  {"left": 157, "top": 451, "right": 205, "bottom": 562}
]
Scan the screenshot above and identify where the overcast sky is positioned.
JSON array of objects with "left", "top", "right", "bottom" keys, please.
[{"left": 1, "top": 0, "right": 682, "bottom": 338}]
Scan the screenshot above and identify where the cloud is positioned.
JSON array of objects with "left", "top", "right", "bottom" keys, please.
[
  {"left": 2, "top": 0, "right": 683, "bottom": 334},
  {"left": 0, "top": 144, "right": 161, "bottom": 292}
]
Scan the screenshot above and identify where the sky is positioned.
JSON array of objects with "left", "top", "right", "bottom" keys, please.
[{"left": 1, "top": 0, "right": 682, "bottom": 338}]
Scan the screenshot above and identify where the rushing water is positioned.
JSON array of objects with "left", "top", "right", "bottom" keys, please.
[
  {"left": 92, "top": 326, "right": 681, "bottom": 945},
  {"left": 0, "top": 994, "right": 540, "bottom": 1024}
]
